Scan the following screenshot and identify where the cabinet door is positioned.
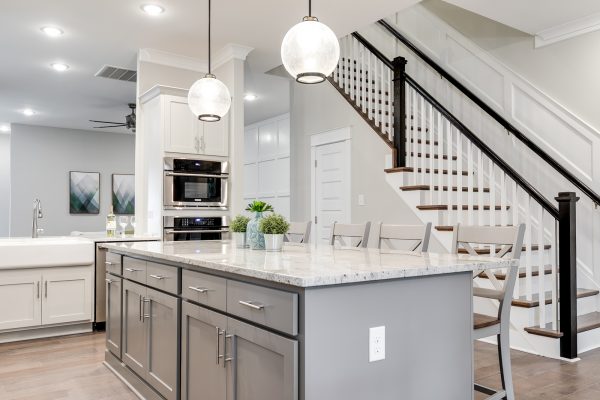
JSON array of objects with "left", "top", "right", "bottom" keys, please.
[
  {"left": 42, "top": 266, "right": 92, "bottom": 325},
  {"left": 181, "top": 301, "right": 227, "bottom": 400},
  {"left": 105, "top": 274, "right": 122, "bottom": 358},
  {"left": 122, "top": 280, "right": 147, "bottom": 379},
  {"left": 201, "top": 116, "right": 229, "bottom": 156},
  {"left": 0, "top": 270, "right": 41, "bottom": 330},
  {"left": 146, "top": 287, "right": 179, "bottom": 400},
  {"left": 226, "top": 317, "right": 298, "bottom": 400},
  {"left": 164, "top": 96, "right": 200, "bottom": 154}
]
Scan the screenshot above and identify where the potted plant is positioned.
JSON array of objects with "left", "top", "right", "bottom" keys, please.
[
  {"left": 245, "top": 200, "right": 274, "bottom": 250},
  {"left": 259, "top": 213, "right": 290, "bottom": 252},
  {"left": 230, "top": 215, "right": 250, "bottom": 248}
]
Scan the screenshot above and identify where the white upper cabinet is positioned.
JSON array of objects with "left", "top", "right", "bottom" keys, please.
[
  {"left": 201, "top": 117, "right": 229, "bottom": 157},
  {"left": 164, "top": 95, "right": 200, "bottom": 154},
  {"left": 141, "top": 86, "right": 230, "bottom": 157}
]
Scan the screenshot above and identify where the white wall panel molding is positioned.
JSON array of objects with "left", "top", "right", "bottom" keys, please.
[
  {"left": 535, "top": 12, "right": 600, "bottom": 48},
  {"left": 384, "top": 4, "right": 600, "bottom": 191}
]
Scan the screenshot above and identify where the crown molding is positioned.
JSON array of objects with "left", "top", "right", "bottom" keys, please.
[
  {"left": 535, "top": 12, "right": 600, "bottom": 48},
  {"left": 213, "top": 44, "right": 254, "bottom": 70},
  {"left": 138, "top": 48, "right": 208, "bottom": 73}
]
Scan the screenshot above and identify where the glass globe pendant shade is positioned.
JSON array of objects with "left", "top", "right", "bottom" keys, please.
[
  {"left": 281, "top": 16, "right": 340, "bottom": 84},
  {"left": 188, "top": 74, "right": 232, "bottom": 122}
]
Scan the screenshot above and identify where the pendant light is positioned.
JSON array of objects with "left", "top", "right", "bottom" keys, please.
[
  {"left": 281, "top": 0, "right": 340, "bottom": 84},
  {"left": 188, "top": 0, "right": 231, "bottom": 122}
]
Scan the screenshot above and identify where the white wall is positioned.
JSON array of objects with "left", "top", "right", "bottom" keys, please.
[
  {"left": 290, "top": 80, "right": 429, "bottom": 248},
  {"left": 0, "top": 134, "right": 10, "bottom": 236},
  {"left": 244, "top": 114, "right": 291, "bottom": 219},
  {"left": 9, "top": 124, "right": 135, "bottom": 237}
]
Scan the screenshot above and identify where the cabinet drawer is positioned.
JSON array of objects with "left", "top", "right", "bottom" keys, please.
[
  {"left": 105, "top": 252, "right": 122, "bottom": 276},
  {"left": 227, "top": 280, "right": 298, "bottom": 336},
  {"left": 146, "top": 262, "right": 178, "bottom": 295},
  {"left": 123, "top": 257, "right": 147, "bottom": 284},
  {"left": 182, "top": 269, "right": 226, "bottom": 311}
]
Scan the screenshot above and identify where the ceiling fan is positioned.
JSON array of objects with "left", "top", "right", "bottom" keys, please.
[{"left": 90, "top": 103, "right": 136, "bottom": 133}]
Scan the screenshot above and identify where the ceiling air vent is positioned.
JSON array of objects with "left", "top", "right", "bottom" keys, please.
[{"left": 94, "top": 65, "right": 137, "bottom": 82}]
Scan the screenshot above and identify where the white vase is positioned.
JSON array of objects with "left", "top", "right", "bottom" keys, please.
[
  {"left": 264, "top": 234, "right": 284, "bottom": 251},
  {"left": 232, "top": 232, "right": 247, "bottom": 248}
]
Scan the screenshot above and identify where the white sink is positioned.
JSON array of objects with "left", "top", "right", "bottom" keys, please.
[{"left": 0, "top": 236, "right": 95, "bottom": 269}]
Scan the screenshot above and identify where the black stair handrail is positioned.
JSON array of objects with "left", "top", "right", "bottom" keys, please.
[
  {"left": 350, "top": 32, "right": 559, "bottom": 217},
  {"left": 377, "top": 19, "right": 600, "bottom": 208}
]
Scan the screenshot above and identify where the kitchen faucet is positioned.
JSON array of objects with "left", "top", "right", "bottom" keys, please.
[{"left": 32, "top": 198, "right": 44, "bottom": 238}]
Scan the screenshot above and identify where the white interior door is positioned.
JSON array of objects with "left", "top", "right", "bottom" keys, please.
[{"left": 311, "top": 129, "right": 351, "bottom": 244}]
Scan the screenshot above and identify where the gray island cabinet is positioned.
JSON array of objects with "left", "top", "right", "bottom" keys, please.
[{"left": 101, "top": 241, "right": 516, "bottom": 400}]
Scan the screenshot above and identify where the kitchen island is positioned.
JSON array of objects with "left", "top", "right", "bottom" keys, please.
[{"left": 101, "top": 240, "right": 517, "bottom": 400}]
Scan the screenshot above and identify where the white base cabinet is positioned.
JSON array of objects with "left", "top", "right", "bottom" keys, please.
[{"left": 0, "top": 266, "right": 93, "bottom": 333}]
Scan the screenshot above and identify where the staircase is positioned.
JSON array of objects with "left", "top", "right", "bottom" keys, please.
[{"left": 328, "top": 28, "right": 600, "bottom": 359}]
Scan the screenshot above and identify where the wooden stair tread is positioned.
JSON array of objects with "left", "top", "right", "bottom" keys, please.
[
  {"left": 384, "top": 167, "right": 470, "bottom": 176},
  {"left": 401, "top": 185, "right": 489, "bottom": 193},
  {"left": 417, "top": 204, "right": 509, "bottom": 211},
  {"left": 474, "top": 313, "right": 500, "bottom": 330},
  {"left": 477, "top": 265, "right": 554, "bottom": 280},
  {"left": 525, "top": 312, "right": 600, "bottom": 338},
  {"left": 512, "top": 288, "right": 598, "bottom": 308},
  {"left": 457, "top": 244, "right": 550, "bottom": 254}
]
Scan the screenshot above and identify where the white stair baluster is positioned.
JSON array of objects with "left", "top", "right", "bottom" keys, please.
[
  {"left": 467, "top": 140, "right": 474, "bottom": 225},
  {"left": 525, "top": 195, "right": 533, "bottom": 302},
  {"left": 538, "top": 203, "right": 546, "bottom": 328},
  {"left": 419, "top": 95, "right": 426, "bottom": 186},
  {"left": 428, "top": 104, "right": 435, "bottom": 205},
  {"left": 437, "top": 112, "right": 444, "bottom": 205},
  {"left": 406, "top": 85, "right": 412, "bottom": 169},
  {"left": 446, "top": 121, "right": 454, "bottom": 226},
  {"left": 500, "top": 171, "right": 507, "bottom": 226},
  {"left": 477, "top": 150, "right": 484, "bottom": 225},
  {"left": 456, "top": 130, "right": 463, "bottom": 223},
  {"left": 551, "top": 219, "right": 558, "bottom": 330}
]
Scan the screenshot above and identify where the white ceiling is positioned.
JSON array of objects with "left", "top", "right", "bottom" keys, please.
[
  {"left": 442, "top": 0, "right": 600, "bottom": 35},
  {"left": 0, "top": 0, "right": 420, "bottom": 133}
]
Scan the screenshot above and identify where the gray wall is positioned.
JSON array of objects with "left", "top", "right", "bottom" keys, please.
[
  {"left": 10, "top": 124, "right": 135, "bottom": 237},
  {"left": 290, "top": 80, "right": 434, "bottom": 248},
  {"left": 0, "top": 134, "right": 10, "bottom": 236}
]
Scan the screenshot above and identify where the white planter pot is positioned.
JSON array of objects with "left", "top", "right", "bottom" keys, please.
[
  {"left": 264, "top": 234, "right": 284, "bottom": 252},
  {"left": 232, "top": 232, "right": 247, "bottom": 248}
]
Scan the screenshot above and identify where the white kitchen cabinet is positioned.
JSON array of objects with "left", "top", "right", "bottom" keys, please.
[
  {"left": 42, "top": 266, "right": 93, "bottom": 325},
  {"left": 0, "top": 266, "right": 93, "bottom": 332},
  {"left": 142, "top": 87, "right": 229, "bottom": 157},
  {"left": 0, "top": 270, "right": 42, "bottom": 331}
]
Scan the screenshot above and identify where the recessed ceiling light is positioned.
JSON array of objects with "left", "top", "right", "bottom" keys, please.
[
  {"left": 23, "top": 109, "right": 35, "bottom": 116},
  {"left": 244, "top": 93, "right": 258, "bottom": 101},
  {"left": 141, "top": 4, "right": 164, "bottom": 16},
  {"left": 41, "top": 26, "right": 64, "bottom": 37},
  {"left": 0, "top": 125, "right": 10, "bottom": 133},
  {"left": 50, "top": 63, "right": 70, "bottom": 72}
]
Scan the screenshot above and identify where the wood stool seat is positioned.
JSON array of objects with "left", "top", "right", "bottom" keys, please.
[{"left": 474, "top": 313, "right": 501, "bottom": 330}]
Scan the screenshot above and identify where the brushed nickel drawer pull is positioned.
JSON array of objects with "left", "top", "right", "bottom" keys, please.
[
  {"left": 125, "top": 268, "right": 142, "bottom": 272},
  {"left": 105, "top": 261, "right": 114, "bottom": 265},
  {"left": 188, "top": 286, "right": 212, "bottom": 293},
  {"left": 149, "top": 274, "right": 169, "bottom": 280},
  {"left": 238, "top": 300, "right": 265, "bottom": 310},
  {"left": 37, "top": 281, "right": 40, "bottom": 299}
]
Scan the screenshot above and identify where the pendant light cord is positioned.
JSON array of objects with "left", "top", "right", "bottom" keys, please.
[
  {"left": 208, "top": 0, "right": 212, "bottom": 74},
  {"left": 308, "top": 0, "right": 312, "bottom": 17}
]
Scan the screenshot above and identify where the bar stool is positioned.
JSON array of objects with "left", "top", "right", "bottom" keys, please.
[
  {"left": 451, "top": 223, "right": 525, "bottom": 400},
  {"left": 330, "top": 221, "right": 371, "bottom": 248},
  {"left": 285, "top": 221, "right": 312, "bottom": 243},
  {"left": 377, "top": 222, "right": 432, "bottom": 251}
]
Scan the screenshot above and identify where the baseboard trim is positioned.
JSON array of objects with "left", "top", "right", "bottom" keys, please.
[
  {"left": 104, "top": 351, "right": 164, "bottom": 400},
  {"left": 0, "top": 323, "right": 92, "bottom": 344}
]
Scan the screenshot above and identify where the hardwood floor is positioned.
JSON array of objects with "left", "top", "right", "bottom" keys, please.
[
  {"left": 0, "top": 332, "right": 137, "bottom": 400},
  {"left": 1, "top": 332, "right": 600, "bottom": 399}
]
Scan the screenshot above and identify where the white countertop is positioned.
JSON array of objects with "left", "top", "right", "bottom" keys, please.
[
  {"left": 71, "top": 233, "right": 161, "bottom": 243},
  {"left": 101, "top": 240, "right": 518, "bottom": 288}
]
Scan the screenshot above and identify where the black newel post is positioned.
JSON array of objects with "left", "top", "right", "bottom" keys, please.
[
  {"left": 556, "top": 192, "right": 579, "bottom": 359},
  {"left": 392, "top": 57, "right": 407, "bottom": 168}
]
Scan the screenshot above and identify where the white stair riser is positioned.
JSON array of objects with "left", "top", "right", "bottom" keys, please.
[
  {"left": 413, "top": 190, "right": 492, "bottom": 204},
  {"left": 434, "top": 209, "right": 512, "bottom": 226},
  {"left": 397, "top": 173, "right": 476, "bottom": 187}
]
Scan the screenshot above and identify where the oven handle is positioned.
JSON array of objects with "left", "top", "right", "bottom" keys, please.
[
  {"left": 164, "top": 172, "right": 229, "bottom": 178},
  {"left": 164, "top": 229, "right": 230, "bottom": 234}
]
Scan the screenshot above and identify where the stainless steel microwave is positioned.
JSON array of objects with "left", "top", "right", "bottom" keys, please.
[{"left": 163, "top": 157, "right": 229, "bottom": 209}]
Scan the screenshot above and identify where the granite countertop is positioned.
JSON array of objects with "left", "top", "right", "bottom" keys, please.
[
  {"left": 71, "top": 232, "right": 161, "bottom": 243},
  {"left": 101, "top": 240, "right": 518, "bottom": 288}
]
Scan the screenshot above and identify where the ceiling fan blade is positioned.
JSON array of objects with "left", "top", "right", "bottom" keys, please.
[
  {"left": 93, "top": 125, "right": 128, "bottom": 129},
  {"left": 89, "top": 120, "right": 123, "bottom": 124}
]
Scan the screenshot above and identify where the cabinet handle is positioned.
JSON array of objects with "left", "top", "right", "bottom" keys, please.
[
  {"left": 149, "top": 274, "right": 168, "bottom": 280},
  {"left": 142, "top": 298, "right": 151, "bottom": 322},
  {"left": 125, "top": 268, "right": 142, "bottom": 273},
  {"left": 37, "top": 281, "right": 40, "bottom": 299},
  {"left": 105, "top": 261, "right": 114, "bottom": 265},
  {"left": 188, "top": 286, "right": 212, "bottom": 293},
  {"left": 224, "top": 334, "right": 234, "bottom": 367},
  {"left": 238, "top": 300, "right": 264, "bottom": 310},
  {"left": 216, "top": 327, "right": 225, "bottom": 365},
  {"left": 139, "top": 295, "right": 143, "bottom": 321},
  {"left": 44, "top": 281, "right": 48, "bottom": 298}
]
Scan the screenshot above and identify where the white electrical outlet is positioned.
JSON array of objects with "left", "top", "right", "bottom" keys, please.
[
  {"left": 358, "top": 194, "right": 366, "bottom": 206},
  {"left": 369, "top": 326, "right": 385, "bottom": 362}
]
